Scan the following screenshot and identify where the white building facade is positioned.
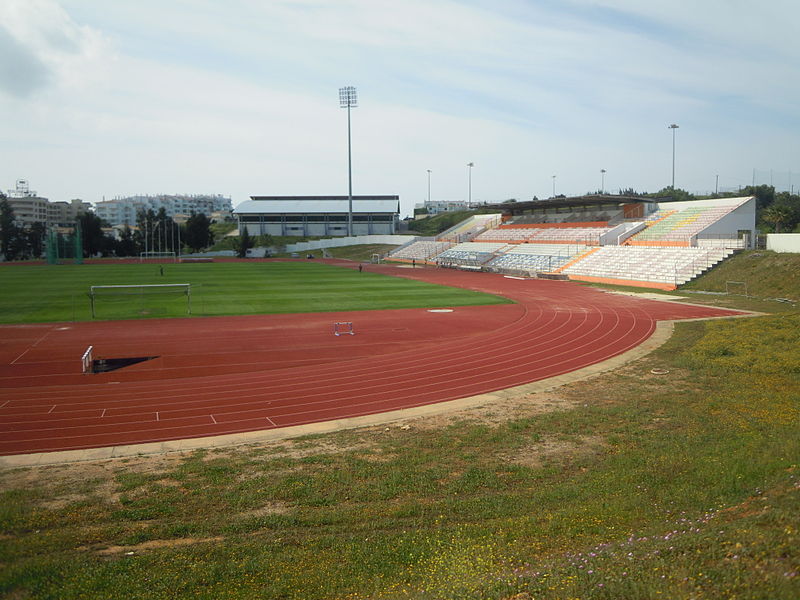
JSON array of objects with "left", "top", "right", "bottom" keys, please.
[
  {"left": 5, "top": 180, "right": 90, "bottom": 227},
  {"left": 94, "top": 194, "right": 233, "bottom": 227}
]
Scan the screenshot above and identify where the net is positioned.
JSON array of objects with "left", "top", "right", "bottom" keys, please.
[
  {"left": 139, "top": 251, "right": 177, "bottom": 262},
  {"left": 88, "top": 284, "right": 191, "bottom": 317}
]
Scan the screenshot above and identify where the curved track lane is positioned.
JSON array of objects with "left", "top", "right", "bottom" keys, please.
[{"left": 0, "top": 265, "right": 745, "bottom": 455}]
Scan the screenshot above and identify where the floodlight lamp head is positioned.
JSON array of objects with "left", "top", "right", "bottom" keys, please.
[
  {"left": 467, "top": 162, "right": 474, "bottom": 167},
  {"left": 669, "top": 123, "right": 679, "bottom": 129},
  {"left": 339, "top": 86, "right": 357, "bottom": 108}
]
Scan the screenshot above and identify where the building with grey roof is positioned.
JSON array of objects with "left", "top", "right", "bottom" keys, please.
[{"left": 235, "top": 195, "right": 400, "bottom": 237}]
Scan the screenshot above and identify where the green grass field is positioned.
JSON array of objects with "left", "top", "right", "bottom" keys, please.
[
  {"left": 0, "top": 261, "right": 510, "bottom": 323},
  {"left": 1, "top": 252, "right": 798, "bottom": 599}
]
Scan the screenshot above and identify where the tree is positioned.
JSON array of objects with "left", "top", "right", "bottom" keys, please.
[
  {"left": 184, "top": 211, "right": 213, "bottom": 252},
  {"left": 115, "top": 225, "right": 137, "bottom": 257},
  {"left": 740, "top": 184, "right": 775, "bottom": 211},
  {"left": 26, "top": 222, "right": 46, "bottom": 258},
  {"left": 78, "top": 211, "right": 110, "bottom": 257},
  {"left": 235, "top": 225, "right": 253, "bottom": 258},
  {"left": 0, "top": 194, "right": 23, "bottom": 261},
  {"left": 652, "top": 187, "right": 695, "bottom": 202},
  {"left": 761, "top": 204, "right": 792, "bottom": 233},
  {"left": 135, "top": 209, "right": 156, "bottom": 255}
]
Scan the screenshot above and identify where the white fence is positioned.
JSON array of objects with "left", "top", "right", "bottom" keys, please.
[
  {"left": 766, "top": 233, "right": 800, "bottom": 253},
  {"left": 284, "top": 235, "right": 415, "bottom": 253}
]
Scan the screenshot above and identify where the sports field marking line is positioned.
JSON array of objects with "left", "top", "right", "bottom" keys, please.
[
  {"left": 210, "top": 415, "right": 217, "bottom": 424},
  {"left": 265, "top": 416, "right": 277, "bottom": 427},
  {"left": 0, "top": 318, "right": 736, "bottom": 448},
  {"left": 0, "top": 313, "right": 664, "bottom": 414},
  {"left": 48, "top": 405, "right": 56, "bottom": 414},
  {"left": 0, "top": 401, "right": 8, "bottom": 409},
  {"left": 10, "top": 328, "right": 55, "bottom": 365},
  {"left": 101, "top": 409, "right": 106, "bottom": 418},
  {"left": 156, "top": 412, "right": 160, "bottom": 421}
]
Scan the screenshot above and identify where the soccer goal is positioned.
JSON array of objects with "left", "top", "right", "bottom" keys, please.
[
  {"left": 139, "top": 251, "right": 178, "bottom": 263},
  {"left": 88, "top": 284, "right": 191, "bottom": 318},
  {"left": 725, "top": 280, "right": 748, "bottom": 297}
]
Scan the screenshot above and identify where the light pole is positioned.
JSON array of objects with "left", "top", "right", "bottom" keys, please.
[
  {"left": 339, "top": 86, "right": 358, "bottom": 237},
  {"left": 600, "top": 169, "right": 606, "bottom": 194},
  {"left": 669, "top": 123, "right": 679, "bottom": 189},
  {"left": 427, "top": 169, "right": 432, "bottom": 204},
  {"left": 552, "top": 175, "right": 556, "bottom": 197},
  {"left": 467, "top": 162, "right": 474, "bottom": 205}
]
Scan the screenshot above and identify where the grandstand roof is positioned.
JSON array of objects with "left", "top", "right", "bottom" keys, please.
[
  {"left": 237, "top": 196, "right": 400, "bottom": 214},
  {"left": 489, "top": 194, "right": 669, "bottom": 215}
]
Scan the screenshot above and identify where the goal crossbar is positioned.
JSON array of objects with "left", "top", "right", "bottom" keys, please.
[
  {"left": 89, "top": 284, "right": 191, "bottom": 317},
  {"left": 139, "top": 251, "right": 177, "bottom": 262}
]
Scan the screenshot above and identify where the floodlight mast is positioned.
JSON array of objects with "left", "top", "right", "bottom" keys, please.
[
  {"left": 669, "top": 123, "right": 679, "bottom": 189},
  {"left": 467, "top": 162, "right": 474, "bottom": 205},
  {"left": 339, "top": 86, "right": 358, "bottom": 237}
]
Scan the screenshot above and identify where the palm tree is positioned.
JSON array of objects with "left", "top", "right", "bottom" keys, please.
[{"left": 762, "top": 205, "right": 791, "bottom": 233}]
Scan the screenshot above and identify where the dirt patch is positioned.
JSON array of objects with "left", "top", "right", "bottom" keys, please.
[
  {"left": 90, "top": 536, "right": 224, "bottom": 556},
  {"left": 250, "top": 438, "right": 375, "bottom": 461},
  {"left": 388, "top": 391, "right": 580, "bottom": 432},
  {"left": 39, "top": 493, "right": 87, "bottom": 510},
  {"left": 237, "top": 501, "right": 293, "bottom": 518},
  {"left": 499, "top": 435, "right": 607, "bottom": 469}
]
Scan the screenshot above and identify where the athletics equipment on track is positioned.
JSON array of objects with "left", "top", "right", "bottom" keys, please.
[{"left": 333, "top": 321, "right": 354, "bottom": 336}]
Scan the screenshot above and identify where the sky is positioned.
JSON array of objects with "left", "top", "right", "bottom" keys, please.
[{"left": 1, "top": 0, "right": 799, "bottom": 218}]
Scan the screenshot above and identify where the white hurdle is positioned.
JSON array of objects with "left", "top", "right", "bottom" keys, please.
[
  {"left": 333, "top": 322, "right": 354, "bottom": 336},
  {"left": 81, "top": 345, "right": 94, "bottom": 374}
]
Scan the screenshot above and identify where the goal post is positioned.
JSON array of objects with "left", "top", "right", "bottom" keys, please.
[
  {"left": 88, "top": 284, "right": 191, "bottom": 318},
  {"left": 725, "top": 280, "right": 748, "bottom": 297},
  {"left": 139, "top": 251, "right": 177, "bottom": 263}
]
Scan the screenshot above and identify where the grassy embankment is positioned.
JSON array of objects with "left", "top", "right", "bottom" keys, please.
[
  {"left": 0, "top": 252, "right": 798, "bottom": 599},
  {"left": 0, "top": 260, "right": 508, "bottom": 324}
]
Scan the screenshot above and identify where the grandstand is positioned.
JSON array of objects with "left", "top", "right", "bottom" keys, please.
[
  {"left": 434, "top": 242, "right": 510, "bottom": 269},
  {"left": 626, "top": 198, "right": 750, "bottom": 246},
  {"left": 389, "top": 239, "right": 452, "bottom": 262},
  {"left": 485, "top": 243, "right": 590, "bottom": 275},
  {"left": 475, "top": 222, "right": 614, "bottom": 245},
  {"left": 387, "top": 195, "right": 756, "bottom": 289},
  {"left": 560, "top": 246, "right": 736, "bottom": 288},
  {"left": 438, "top": 214, "right": 502, "bottom": 243}
]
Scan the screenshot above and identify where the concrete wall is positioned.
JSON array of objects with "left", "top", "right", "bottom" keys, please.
[{"left": 766, "top": 233, "right": 800, "bottom": 253}]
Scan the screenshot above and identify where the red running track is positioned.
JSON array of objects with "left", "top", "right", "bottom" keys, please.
[{"left": 0, "top": 264, "right": 745, "bottom": 456}]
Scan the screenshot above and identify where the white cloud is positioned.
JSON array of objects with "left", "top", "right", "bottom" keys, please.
[
  {"left": 0, "top": 0, "right": 110, "bottom": 98},
  {"left": 2, "top": 0, "right": 798, "bottom": 213}
]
